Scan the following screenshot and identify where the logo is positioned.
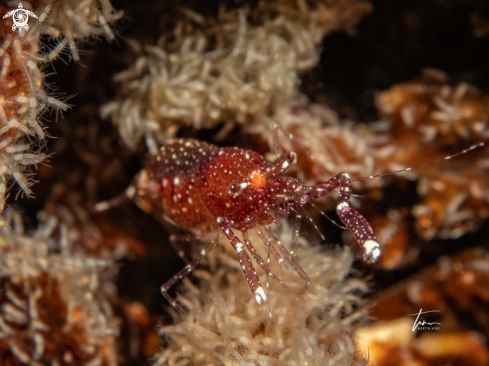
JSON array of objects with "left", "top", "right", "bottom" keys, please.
[
  {"left": 407, "top": 309, "right": 441, "bottom": 331},
  {"left": 3, "top": 3, "right": 38, "bottom": 32}
]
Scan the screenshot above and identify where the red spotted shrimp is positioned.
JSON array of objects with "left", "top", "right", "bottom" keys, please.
[{"left": 95, "top": 131, "right": 484, "bottom": 313}]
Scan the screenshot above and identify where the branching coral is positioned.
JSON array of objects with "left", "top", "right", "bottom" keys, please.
[
  {"left": 102, "top": 0, "right": 371, "bottom": 154},
  {"left": 154, "top": 231, "right": 369, "bottom": 366},
  {"left": 375, "top": 72, "right": 489, "bottom": 240},
  {"left": 33, "top": 0, "right": 122, "bottom": 61},
  {"left": 0, "top": 0, "right": 122, "bottom": 216},
  {"left": 0, "top": 210, "right": 119, "bottom": 365}
]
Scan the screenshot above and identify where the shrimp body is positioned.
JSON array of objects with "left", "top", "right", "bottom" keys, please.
[
  {"left": 97, "top": 136, "right": 483, "bottom": 312},
  {"left": 107, "top": 137, "right": 381, "bottom": 311},
  {"left": 132, "top": 138, "right": 301, "bottom": 233},
  {"left": 133, "top": 139, "right": 218, "bottom": 234}
]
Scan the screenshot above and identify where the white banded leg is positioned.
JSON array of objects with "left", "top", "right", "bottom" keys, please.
[
  {"left": 217, "top": 217, "right": 267, "bottom": 305},
  {"left": 334, "top": 173, "right": 380, "bottom": 263},
  {"left": 302, "top": 172, "right": 381, "bottom": 263}
]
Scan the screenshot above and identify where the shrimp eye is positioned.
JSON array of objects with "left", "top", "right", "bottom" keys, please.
[
  {"left": 229, "top": 182, "right": 246, "bottom": 196},
  {"left": 275, "top": 151, "right": 297, "bottom": 173},
  {"left": 286, "top": 151, "right": 297, "bottom": 165}
]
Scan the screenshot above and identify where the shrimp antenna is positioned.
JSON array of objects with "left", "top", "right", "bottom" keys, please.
[
  {"left": 309, "top": 202, "right": 348, "bottom": 230},
  {"left": 94, "top": 186, "right": 135, "bottom": 212},
  {"left": 352, "top": 142, "right": 485, "bottom": 182},
  {"left": 301, "top": 207, "right": 326, "bottom": 240}
]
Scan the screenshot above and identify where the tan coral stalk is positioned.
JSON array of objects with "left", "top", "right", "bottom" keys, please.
[
  {"left": 0, "top": 210, "right": 119, "bottom": 365},
  {"left": 154, "top": 228, "right": 369, "bottom": 366},
  {"left": 103, "top": 0, "right": 371, "bottom": 153},
  {"left": 0, "top": 0, "right": 122, "bottom": 216}
]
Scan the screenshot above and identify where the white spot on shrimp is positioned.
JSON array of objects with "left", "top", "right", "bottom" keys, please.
[
  {"left": 363, "top": 240, "right": 381, "bottom": 263},
  {"left": 254, "top": 286, "right": 267, "bottom": 304},
  {"left": 336, "top": 201, "right": 349, "bottom": 212}
]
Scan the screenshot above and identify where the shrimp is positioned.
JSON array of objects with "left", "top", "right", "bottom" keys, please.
[{"left": 95, "top": 134, "right": 484, "bottom": 313}]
